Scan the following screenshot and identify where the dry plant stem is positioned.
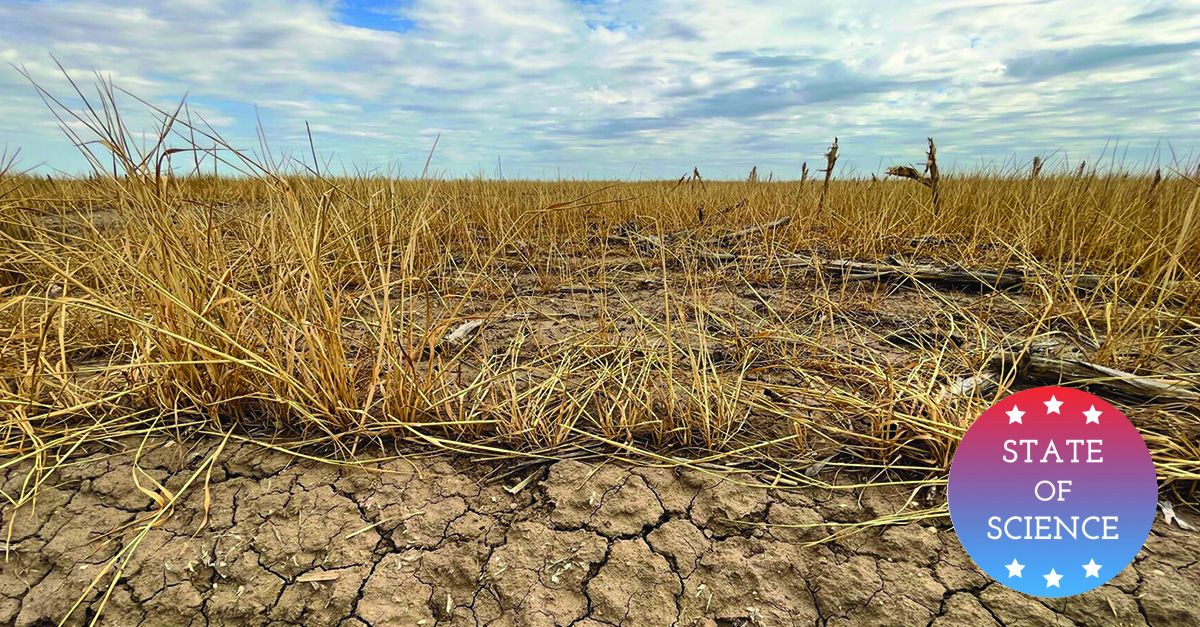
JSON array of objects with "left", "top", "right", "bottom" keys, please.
[
  {"left": 704, "top": 216, "right": 791, "bottom": 246},
  {"left": 990, "top": 351, "right": 1200, "bottom": 403}
]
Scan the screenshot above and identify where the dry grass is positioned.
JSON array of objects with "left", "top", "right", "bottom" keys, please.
[{"left": 3, "top": 78, "right": 1200, "bottom": 527}]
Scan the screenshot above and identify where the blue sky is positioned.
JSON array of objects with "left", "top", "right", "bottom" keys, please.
[{"left": 1, "top": 0, "right": 1198, "bottom": 179}]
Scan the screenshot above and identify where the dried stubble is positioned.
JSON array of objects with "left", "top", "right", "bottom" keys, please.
[{"left": 2, "top": 80, "right": 1200, "bottom": 521}]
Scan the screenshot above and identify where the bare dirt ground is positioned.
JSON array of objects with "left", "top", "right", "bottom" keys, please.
[{"left": 2, "top": 438, "right": 1198, "bottom": 627}]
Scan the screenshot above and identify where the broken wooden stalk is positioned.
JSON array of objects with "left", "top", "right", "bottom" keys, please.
[
  {"left": 818, "top": 138, "right": 838, "bottom": 211},
  {"left": 885, "top": 137, "right": 940, "bottom": 208},
  {"left": 925, "top": 137, "right": 940, "bottom": 207}
]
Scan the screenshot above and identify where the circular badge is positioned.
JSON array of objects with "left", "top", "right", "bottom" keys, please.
[{"left": 948, "top": 386, "right": 1157, "bottom": 597}]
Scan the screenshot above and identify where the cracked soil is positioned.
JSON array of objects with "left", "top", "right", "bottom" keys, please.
[{"left": 2, "top": 438, "right": 1199, "bottom": 627}]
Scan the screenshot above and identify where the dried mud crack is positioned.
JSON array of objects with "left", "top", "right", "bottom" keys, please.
[{"left": 2, "top": 438, "right": 1198, "bottom": 627}]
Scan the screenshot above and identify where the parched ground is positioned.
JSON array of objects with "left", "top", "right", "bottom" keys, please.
[{"left": 2, "top": 439, "right": 1198, "bottom": 627}]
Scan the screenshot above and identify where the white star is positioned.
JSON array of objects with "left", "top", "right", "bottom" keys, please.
[
  {"left": 1044, "top": 395, "right": 1063, "bottom": 414},
  {"left": 1005, "top": 559, "right": 1025, "bottom": 578},
  {"left": 1083, "top": 559, "right": 1102, "bottom": 578},
  {"left": 1006, "top": 405, "right": 1025, "bottom": 424},
  {"left": 1083, "top": 406, "right": 1102, "bottom": 424},
  {"left": 1044, "top": 569, "right": 1063, "bottom": 587}
]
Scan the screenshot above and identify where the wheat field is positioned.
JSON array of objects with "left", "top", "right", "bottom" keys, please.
[{"left": 3, "top": 81, "right": 1200, "bottom": 519}]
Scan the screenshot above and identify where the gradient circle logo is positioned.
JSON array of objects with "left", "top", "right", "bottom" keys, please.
[{"left": 948, "top": 386, "right": 1157, "bottom": 597}]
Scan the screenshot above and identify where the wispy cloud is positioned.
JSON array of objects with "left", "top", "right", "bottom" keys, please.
[
  {"left": 1004, "top": 42, "right": 1200, "bottom": 80},
  {"left": 1, "top": 0, "right": 1198, "bottom": 178}
]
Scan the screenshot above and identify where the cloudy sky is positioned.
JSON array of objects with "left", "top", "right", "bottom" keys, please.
[{"left": 1, "top": 0, "right": 1198, "bottom": 179}]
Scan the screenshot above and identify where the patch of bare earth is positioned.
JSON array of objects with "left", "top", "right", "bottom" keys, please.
[{"left": 2, "top": 439, "right": 1198, "bottom": 627}]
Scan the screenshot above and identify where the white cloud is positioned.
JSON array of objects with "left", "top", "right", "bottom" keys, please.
[{"left": 0, "top": 0, "right": 1198, "bottom": 178}]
